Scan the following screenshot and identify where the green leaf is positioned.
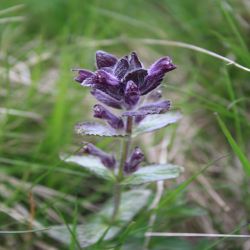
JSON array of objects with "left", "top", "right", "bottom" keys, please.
[
  {"left": 63, "top": 155, "right": 115, "bottom": 181},
  {"left": 47, "top": 189, "right": 151, "bottom": 248},
  {"left": 75, "top": 122, "right": 126, "bottom": 137},
  {"left": 133, "top": 112, "right": 182, "bottom": 137},
  {"left": 122, "top": 164, "right": 183, "bottom": 185}
]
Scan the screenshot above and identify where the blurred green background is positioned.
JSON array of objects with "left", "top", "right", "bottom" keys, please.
[{"left": 0, "top": 0, "right": 250, "bottom": 249}]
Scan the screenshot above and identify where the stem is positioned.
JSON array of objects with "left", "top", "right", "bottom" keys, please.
[
  {"left": 112, "top": 183, "right": 121, "bottom": 222},
  {"left": 112, "top": 116, "right": 133, "bottom": 221}
]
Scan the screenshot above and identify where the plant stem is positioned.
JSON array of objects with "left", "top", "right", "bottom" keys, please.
[{"left": 112, "top": 116, "right": 133, "bottom": 221}]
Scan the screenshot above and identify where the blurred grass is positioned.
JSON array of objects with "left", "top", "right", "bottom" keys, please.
[{"left": 0, "top": 0, "right": 249, "bottom": 249}]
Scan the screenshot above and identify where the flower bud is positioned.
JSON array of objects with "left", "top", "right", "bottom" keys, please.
[
  {"left": 148, "top": 57, "right": 176, "bottom": 76},
  {"left": 124, "top": 147, "right": 144, "bottom": 173},
  {"left": 96, "top": 50, "right": 118, "bottom": 69},
  {"left": 93, "top": 104, "right": 124, "bottom": 129},
  {"left": 83, "top": 143, "right": 116, "bottom": 169},
  {"left": 114, "top": 57, "right": 129, "bottom": 79},
  {"left": 91, "top": 89, "right": 122, "bottom": 109},
  {"left": 73, "top": 69, "right": 94, "bottom": 83},
  {"left": 95, "top": 70, "right": 119, "bottom": 86},
  {"left": 140, "top": 57, "right": 176, "bottom": 95},
  {"left": 124, "top": 80, "right": 140, "bottom": 109},
  {"left": 123, "top": 69, "right": 147, "bottom": 89},
  {"left": 129, "top": 52, "right": 143, "bottom": 70}
]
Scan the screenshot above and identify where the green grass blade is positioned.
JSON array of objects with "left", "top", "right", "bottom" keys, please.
[{"left": 216, "top": 113, "right": 250, "bottom": 176}]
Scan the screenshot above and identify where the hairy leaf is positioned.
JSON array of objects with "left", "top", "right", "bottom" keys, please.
[
  {"left": 122, "top": 164, "right": 183, "bottom": 185},
  {"left": 133, "top": 112, "right": 181, "bottom": 137},
  {"left": 122, "top": 100, "right": 170, "bottom": 117},
  {"left": 47, "top": 189, "right": 151, "bottom": 248},
  {"left": 63, "top": 155, "right": 115, "bottom": 180},
  {"left": 75, "top": 122, "right": 126, "bottom": 137}
]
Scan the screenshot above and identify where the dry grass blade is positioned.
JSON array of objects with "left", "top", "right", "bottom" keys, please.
[
  {"left": 0, "top": 228, "right": 50, "bottom": 234},
  {"left": 0, "top": 107, "right": 42, "bottom": 121},
  {"left": 0, "top": 204, "right": 43, "bottom": 228},
  {"left": 145, "top": 232, "right": 250, "bottom": 238},
  {"left": 0, "top": 174, "right": 97, "bottom": 212},
  {"left": 0, "top": 4, "right": 25, "bottom": 16},
  {"left": 133, "top": 38, "right": 250, "bottom": 72},
  {"left": 0, "top": 16, "right": 25, "bottom": 24},
  {"left": 77, "top": 37, "right": 250, "bottom": 72}
]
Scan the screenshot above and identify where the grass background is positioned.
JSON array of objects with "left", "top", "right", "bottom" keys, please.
[{"left": 0, "top": 0, "right": 250, "bottom": 249}]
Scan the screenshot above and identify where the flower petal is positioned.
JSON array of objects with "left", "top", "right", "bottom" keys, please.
[
  {"left": 82, "top": 70, "right": 120, "bottom": 88},
  {"left": 129, "top": 52, "right": 143, "bottom": 70},
  {"left": 124, "top": 80, "right": 140, "bottom": 109},
  {"left": 95, "top": 70, "right": 120, "bottom": 86},
  {"left": 122, "top": 100, "right": 171, "bottom": 117},
  {"left": 73, "top": 69, "right": 94, "bottom": 83},
  {"left": 91, "top": 89, "right": 122, "bottom": 109},
  {"left": 96, "top": 50, "right": 118, "bottom": 69},
  {"left": 114, "top": 57, "right": 129, "bottom": 79},
  {"left": 123, "top": 69, "right": 147, "bottom": 89},
  {"left": 93, "top": 84, "right": 124, "bottom": 101},
  {"left": 140, "top": 56, "right": 176, "bottom": 95},
  {"left": 148, "top": 56, "right": 176, "bottom": 75}
]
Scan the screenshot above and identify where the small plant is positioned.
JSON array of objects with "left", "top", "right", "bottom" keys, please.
[{"left": 49, "top": 51, "right": 183, "bottom": 248}]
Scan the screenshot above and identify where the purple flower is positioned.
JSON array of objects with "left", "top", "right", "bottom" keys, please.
[
  {"left": 83, "top": 143, "right": 116, "bottom": 169},
  {"left": 124, "top": 147, "right": 144, "bottom": 173},
  {"left": 74, "top": 51, "right": 176, "bottom": 111},
  {"left": 73, "top": 51, "right": 177, "bottom": 175},
  {"left": 140, "top": 57, "right": 176, "bottom": 95},
  {"left": 93, "top": 104, "right": 124, "bottom": 129}
]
